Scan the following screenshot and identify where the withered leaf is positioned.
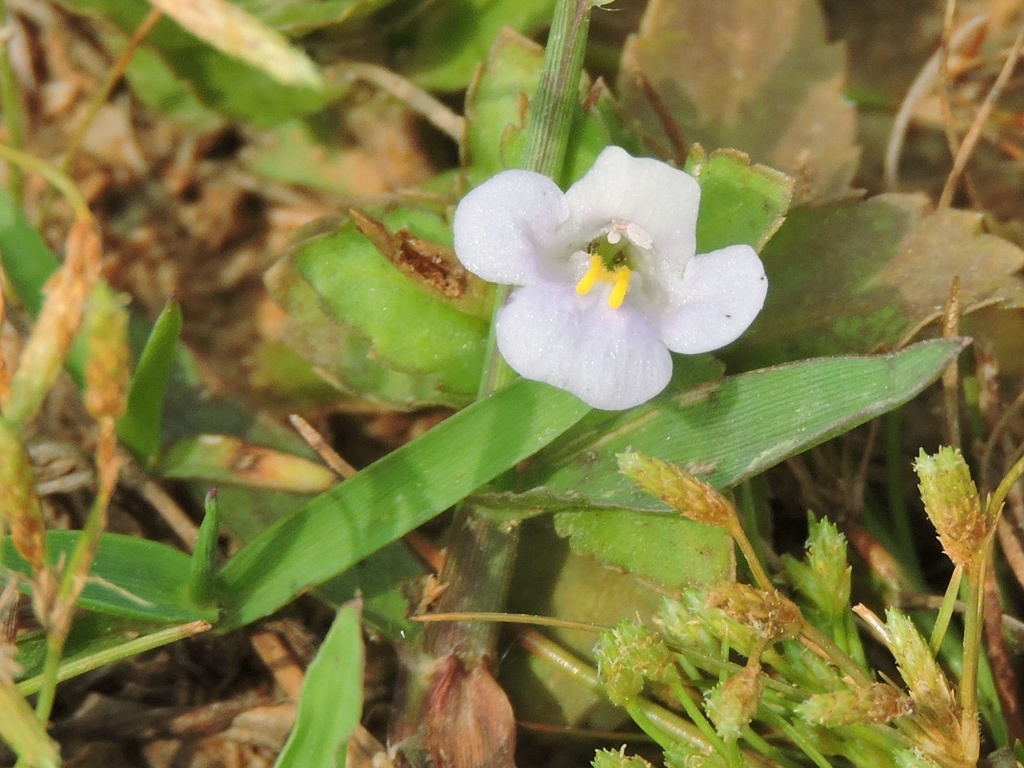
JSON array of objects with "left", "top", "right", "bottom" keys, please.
[{"left": 619, "top": 0, "right": 859, "bottom": 204}]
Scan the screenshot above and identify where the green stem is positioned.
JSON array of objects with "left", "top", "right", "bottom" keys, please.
[
  {"left": 988, "top": 449, "right": 1024, "bottom": 521},
  {"left": 520, "top": 628, "right": 712, "bottom": 750},
  {"left": 929, "top": 565, "right": 962, "bottom": 653},
  {"left": 960, "top": 544, "right": 991, "bottom": 762},
  {"left": 665, "top": 677, "right": 728, "bottom": 755},
  {"left": 34, "top": 440, "right": 115, "bottom": 724},
  {"left": 799, "top": 622, "right": 872, "bottom": 688},
  {"left": 476, "top": 0, "right": 598, "bottom": 399},
  {"left": 729, "top": 520, "right": 773, "bottom": 593},
  {"left": 521, "top": 0, "right": 594, "bottom": 180},
  {"left": 0, "top": 142, "right": 91, "bottom": 221},
  {"left": 764, "top": 713, "right": 833, "bottom": 768},
  {"left": 0, "top": 0, "right": 25, "bottom": 205}
]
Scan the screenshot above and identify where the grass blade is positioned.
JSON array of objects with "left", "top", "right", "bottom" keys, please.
[{"left": 217, "top": 378, "right": 589, "bottom": 629}]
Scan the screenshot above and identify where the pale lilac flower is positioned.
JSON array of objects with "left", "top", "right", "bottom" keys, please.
[{"left": 453, "top": 146, "right": 767, "bottom": 410}]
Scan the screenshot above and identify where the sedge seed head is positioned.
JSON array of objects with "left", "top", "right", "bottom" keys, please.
[
  {"left": 618, "top": 451, "right": 734, "bottom": 528},
  {"left": 706, "top": 583, "right": 802, "bottom": 643},
  {"left": 592, "top": 748, "right": 654, "bottom": 768},
  {"left": 704, "top": 662, "right": 763, "bottom": 740},
  {"left": 594, "top": 621, "right": 674, "bottom": 707},
  {"left": 797, "top": 683, "right": 912, "bottom": 726},
  {"left": 913, "top": 447, "right": 990, "bottom": 570}
]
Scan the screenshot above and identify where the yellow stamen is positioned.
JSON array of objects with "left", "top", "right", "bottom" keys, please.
[
  {"left": 575, "top": 255, "right": 602, "bottom": 296},
  {"left": 575, "top": 255, "right": 633, "bottom": 310},
  {"left": 609, "top": 268, "right": 631, "bottom": 309}
]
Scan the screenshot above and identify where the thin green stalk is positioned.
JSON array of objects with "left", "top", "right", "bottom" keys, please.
[
  {"left": 476, "top": 283, "right": 514, "bottom": 397},
  {"left": 728, "top": 520, "right": 773, "bottom": 593},
  {"left": 763, "top": 712, "right": 832, "bottom": 768},
  {"left": 798, "top": 622, "right": 872, "bottom": 688},
  {"left": 0, "top": 0, "right": 25, "bottom": 205},
  {"left": 520, "top": 628, "right": 710, "bottom": 750},
  {"left": 988, "top": 448, "right": 1024, "bottom": 520},
  {"left": 448, "top": 0, "right": 600, "bottom": 659},
  {"left": 665, "top": 677, "right": 728, "bottom": 755},
  {"left": 929, "top": 565, "right": 962, "bottom": 653},
  {"left": 17, "top": 620, "right": 211, "bottom": 696},
  {"left": 521, "top": 0, "right": 596, "bottom": 180},
  {"left": 476, "top": 0, "right": 600, "bottom": 399},
  {"left": 33, "top": 430, "right": 117, "bottom": 724},
  {"left": 410, "top": 5, "right": 604, "bottom": 755},
  {"left": 960, "top": 543, "right": 991, "bottom": 762},
  {"left": 0, "top": 142, "right": 91, "bottom": 221},
  {"left": 626, "top": 703, "right": 686, "bottom": 753}
]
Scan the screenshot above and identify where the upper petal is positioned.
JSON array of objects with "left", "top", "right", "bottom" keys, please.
[
  {"left": 658, "top": 244, "right": 768, "bottom": 354},
  {"left": 453, "top": 170, "right": 569, "bottom": 285},
  {"left": 563, "top": 146, "right": 700, "bottom": 267},
  {"left": 495, "top": 282, "right": 672, "bottom": 410}
]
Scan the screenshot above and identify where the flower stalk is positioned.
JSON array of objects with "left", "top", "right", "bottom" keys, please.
[
  {"left": 476, "top": 0, "right": 601, "bottom": 398},
  {"left": 394, "top": 2, "right": 604, "bottom": 763}
]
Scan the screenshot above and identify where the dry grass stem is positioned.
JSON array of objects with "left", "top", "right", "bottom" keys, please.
[{"left": 939, "top": 24, "right": 1024, "bottom": 207}]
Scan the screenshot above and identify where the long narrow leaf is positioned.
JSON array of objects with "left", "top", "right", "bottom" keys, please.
[
  {"left": 118, "top": 301, "right": 182, "bottom": 462},
  {"left": 217, "top": 379, "right": 590, "bottom": 629},
  {"left": 273, "top": 601, "right": 363, "bottom": 768},
  {"left": 528, "top": 338, "right": 969, "bottom": 506}
]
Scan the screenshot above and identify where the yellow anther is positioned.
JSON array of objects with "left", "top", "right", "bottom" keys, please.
[
  {"left": 575, "top": 254, "right": 632, "bottom": 309},
  {"left": 608, "top": 268, "right": 631, "bottom": 309},
  {"left": 575, "top": 255, "right": 603, "bottom": 296}
]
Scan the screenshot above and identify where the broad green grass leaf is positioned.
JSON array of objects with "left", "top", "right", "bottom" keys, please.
[
  {"left": 404, "top": 0, "right": 556, "bottom": 91},
  {"left": 15, "top": 616, "right": 211, "bottom": 695},
  {"left": 686, "top": 147, "right": 794, "bottom": 252},
  {"left": 55, "top": 0, "right": 327, "bottom": 126},
  {"left": 267, "top": 207, "right": 490, "bottom": 408},
  {"left": 273, "top": 602, "right": 363, "bottom": 768},
  {"left": 217, "top": 379, "right": 590, "bottom": 630},
  {"left": 519, "top": 341, "right": 964, "bottom": 578},
  {"left": 526, "top": 339, "right": 967, "bottom": 508},
  {"left": 733, "top": 194, "right": 1024, "bottom": 366},
  {"left": 118, "top": 301, "right": 182, "bottom": 463},
  {"left": 3, "top": 532, "right": 217, "bottom": 623},
  {"left": 620, "top": 0, "right": 858, "bottom": 203}
]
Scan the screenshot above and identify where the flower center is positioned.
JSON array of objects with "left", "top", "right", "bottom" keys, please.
[
  {"left": 574, "top": 222, "right": 652, "bottom": 310},
  {"left": 576, "top": 254, "right": 631, "bottom": 309}
]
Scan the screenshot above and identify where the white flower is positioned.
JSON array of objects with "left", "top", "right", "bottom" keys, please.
[{"left": 453, "top": 146, "right": 768, "bottom": 410}]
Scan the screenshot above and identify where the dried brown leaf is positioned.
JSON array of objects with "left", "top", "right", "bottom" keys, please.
[{"left": 619, "top": 0, "right": 859, "bottom": 203}]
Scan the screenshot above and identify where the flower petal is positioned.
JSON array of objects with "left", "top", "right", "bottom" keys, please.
[
  {"left": 495, "top": 282, "right": 672, "bottom": 410},
  {"left": 453, "top": 170, "right": 569, "bottom": 285},
  {"left": 659, "top": 244, "right": 768, "bottom": 354},
  {"left": 563, "top": 146, "right": 700, "bottom": 267}
]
